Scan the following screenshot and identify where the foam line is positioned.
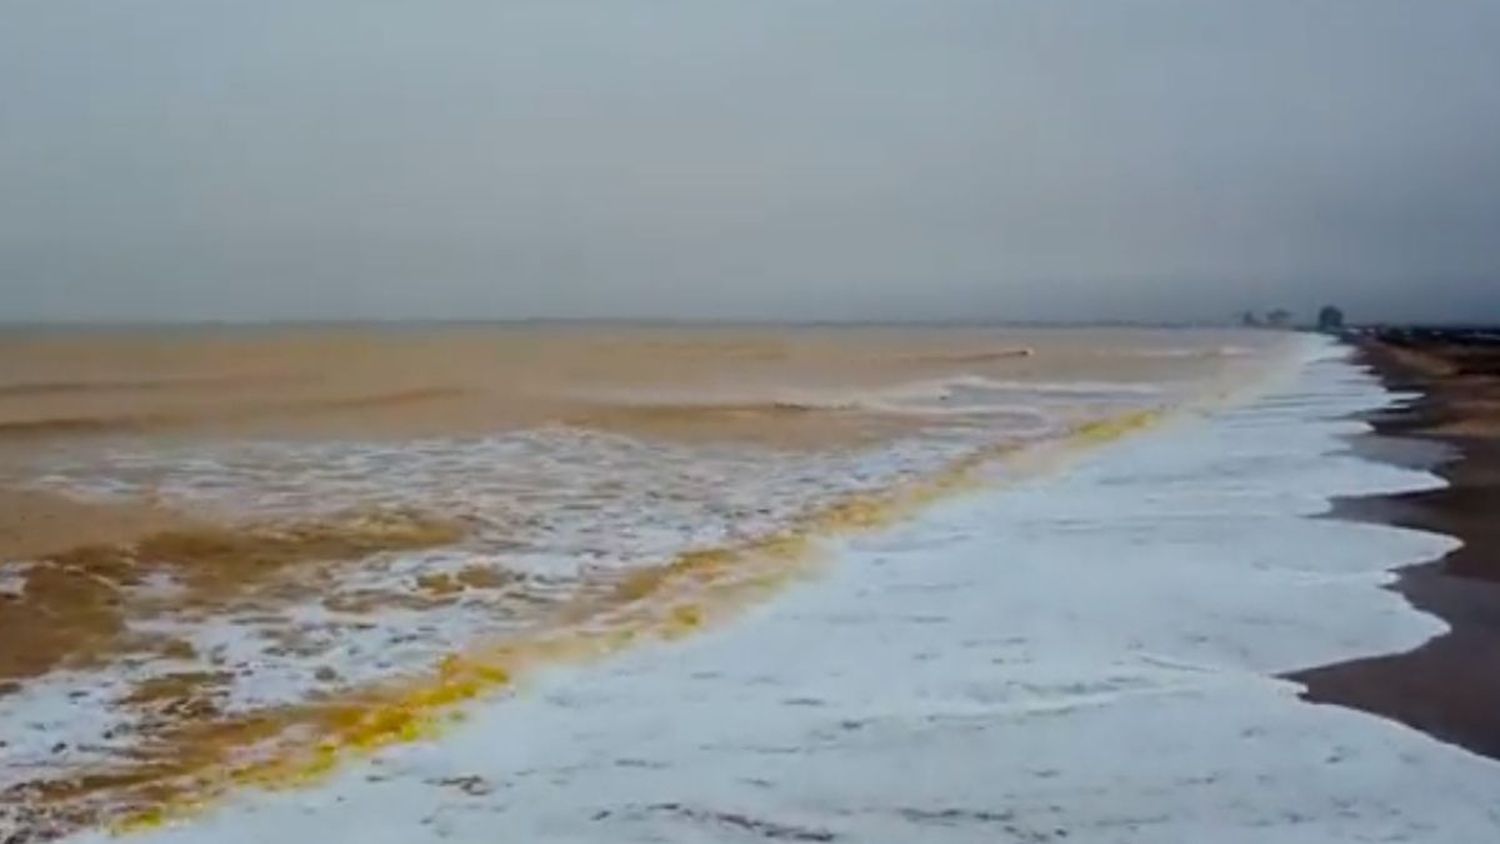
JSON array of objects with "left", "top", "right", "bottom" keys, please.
[{"left": 25, "top": 409, "right": 1164, "bottom": 836}]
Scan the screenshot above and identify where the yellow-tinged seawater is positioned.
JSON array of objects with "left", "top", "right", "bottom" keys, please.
[
  {"left": 105, "top": 409, "right": 1163, "bottom": 834},
  {"left": 0, "top": 326, "right": 1291, "bottom": 839}
]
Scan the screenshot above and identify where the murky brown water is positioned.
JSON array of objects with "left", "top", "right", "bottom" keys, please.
[{"left": 0, "top": 325, "right": 1284, "bottom": 839}]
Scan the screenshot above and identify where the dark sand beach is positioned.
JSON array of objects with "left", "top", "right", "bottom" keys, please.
[{"left": 1291, "top": 329, "right": 1500, "bottom": 760}]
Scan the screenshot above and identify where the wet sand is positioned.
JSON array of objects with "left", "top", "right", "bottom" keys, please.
[{"left": 1290, "top": 330, "right": 1500, "bottom": 760}]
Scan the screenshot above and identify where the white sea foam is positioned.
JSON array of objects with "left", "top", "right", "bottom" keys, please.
[
  {"left": 28, "top": 429, "right": 980, "bottom": 570},
  {"left": 67, "top": 336, "right": 1500, "bottom": 843},
  {"left": 941, "top": 376, "right": 1165, "bottom": 396},
  {"left": 4, "top": 411, "right": 1027, "bottom": 798},
  {"left": 0, "top": 562, "right": 25, "bottom": 598},
  {"left": 1124, "top": 344, "right": 1255, "bottom": 359}
]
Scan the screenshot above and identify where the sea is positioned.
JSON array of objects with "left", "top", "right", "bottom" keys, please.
[{"left": 2, "top": 326, "right": 1497, "bottom": 841}]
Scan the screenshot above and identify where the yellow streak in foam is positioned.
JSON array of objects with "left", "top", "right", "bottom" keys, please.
[{"left": 112, "top": 408, "right": 1162, "bottom": 835}]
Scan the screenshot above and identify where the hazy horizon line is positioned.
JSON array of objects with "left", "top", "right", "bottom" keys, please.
[
  {"left": 4, "top": 317, "right": 1494, "bottom": 334},
  {"left": 0, "top": 316, "right": 1254, "bottom": 330}
]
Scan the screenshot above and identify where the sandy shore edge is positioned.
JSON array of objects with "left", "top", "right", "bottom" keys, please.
[{"left": 1290, "top": 331, "right": 1500, "bottom": 760}]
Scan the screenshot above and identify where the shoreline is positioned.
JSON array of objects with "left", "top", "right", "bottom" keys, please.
[{"left": 1289, "top": 332, "right": 1500, "bottom": 760}]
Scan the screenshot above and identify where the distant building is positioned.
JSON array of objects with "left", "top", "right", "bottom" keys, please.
[
  {"left": 1317, "top": 305, "right": 1345, "bottom": 333},
  {"left": 1266, "top": 308, "right": 1293, "bottom": 329},
  {"left": 1240, "top": 310, "right": 1261, "bottom": 328}
]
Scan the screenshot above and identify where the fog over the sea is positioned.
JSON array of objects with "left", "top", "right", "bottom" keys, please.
[{"left": 2, "top": 1, "right": 1497, "bottom": 324}]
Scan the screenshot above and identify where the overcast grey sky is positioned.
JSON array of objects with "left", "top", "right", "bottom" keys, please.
[{"left": 2, "top": 1, "right": 1498, "bottom": 324}]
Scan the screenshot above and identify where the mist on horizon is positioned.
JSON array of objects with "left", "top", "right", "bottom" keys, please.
[{"left": 3, "top": 1, "right": 1498, "bottom": 325}]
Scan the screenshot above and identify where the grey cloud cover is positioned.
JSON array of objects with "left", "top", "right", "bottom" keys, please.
[{"left": 2, "top": 1, "right": 1498, "bottom": 323}]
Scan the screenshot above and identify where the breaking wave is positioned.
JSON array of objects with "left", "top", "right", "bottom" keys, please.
[
  {"left": 900, "top": 347, "right": 1035, "bottom": 364},
  {"left": 0, "top": 388, "right": 468, "bottom": 439},
  {"left": 0, "top": 374, "right": 307, "bottom": 399},
  {"left": 2, "top": 409, "right": 1164, "bottom": 837},
  {"left": 580, "top": 374, "right": 1161, "bottom": 420},
  {"left": 1123, "top": 345, "right": 1253, "bottom": 359}
]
